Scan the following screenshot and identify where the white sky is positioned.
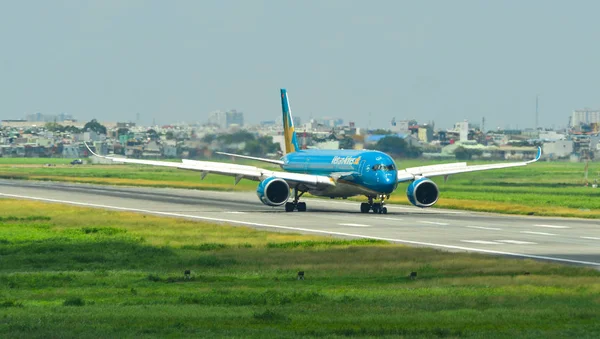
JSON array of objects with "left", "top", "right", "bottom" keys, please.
[{"left": 1, "top": 0, "right": 599, "bottom": 129}]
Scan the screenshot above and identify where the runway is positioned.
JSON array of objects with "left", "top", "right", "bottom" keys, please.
[{"left": 1, "top": 179, "right": 599, "bottom": 267}]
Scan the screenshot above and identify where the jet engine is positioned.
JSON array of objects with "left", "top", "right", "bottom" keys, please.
[
  {"left": 406, "top": 178, "right": 439, "bottom": 208},
  {"left": 256, "top": 177, "right": 290, "bottom": 206}
]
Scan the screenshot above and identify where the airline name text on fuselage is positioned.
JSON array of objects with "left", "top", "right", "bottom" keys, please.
[{"left": 331, "top": 156, "right": 361, "bottom": 165}]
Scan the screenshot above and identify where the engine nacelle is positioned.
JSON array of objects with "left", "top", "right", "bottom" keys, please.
[
  {"left": 256, "top": 177, "right": 290, "bottom": 206},
  {"left": 406, "top": 177, "right": 439, "bottom": 208}
]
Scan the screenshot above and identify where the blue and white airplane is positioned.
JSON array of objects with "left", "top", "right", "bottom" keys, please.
[{"left": 86, "top": 89, "right": 541, "bottom": 214}]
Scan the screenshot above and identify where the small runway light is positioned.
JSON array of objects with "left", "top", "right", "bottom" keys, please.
[
  {"left": 409, "top": 272, "right": 417, "bottom": 280},
  {"left": 297, "top": 271, "right": 305, "bottom": 280},
  {"left": 184, "top": 270, "right": 191, "bottom": 280}
]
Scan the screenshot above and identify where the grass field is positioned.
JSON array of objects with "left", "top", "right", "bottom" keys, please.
[
  {"left": 0, "top": 158, "right": 599, "bottom": 218},
  {"left": 1, "top": 199, "right": 599, "bottom": 337}
]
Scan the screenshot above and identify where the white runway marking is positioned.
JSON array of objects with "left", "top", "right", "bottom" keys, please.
[
  {"left": 226, "top": 211, "right": 246, "bottom": 214},
  {"left": 466, "top": 226, "right": 502, "bottom": 231},
  {"left": 1, "top": 192, "right": 598, "bottom": 267},
  {"left": 316, "top": 199, "right": 465, "bottom": 214},
  {"left": 521, "top": 231, "right": 557, "bottom": 236},
  {"left": 461, "top": 240, "right": 500, "bottom": 245},
  {"left": 419, "top": 221, "right": 449, "bottom": 226},
  {"left": 338, "top": 223, "right": 370, "bottom": 227},
  {"left": 534, "top": 224, "right": 570, "bottom": 229},
  {"left": 581, "top": 236, "right": 600, "bottom": 240},
  {"left": 496, "top": 240, "right": 537, "bottom": 245},
  {"left": 374, "top": 217, "right": 404, "bottom": 221}
]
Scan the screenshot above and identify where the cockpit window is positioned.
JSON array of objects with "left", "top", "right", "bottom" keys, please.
[{"left": 372, "top": 164, "right": 395, "bottom": 171}]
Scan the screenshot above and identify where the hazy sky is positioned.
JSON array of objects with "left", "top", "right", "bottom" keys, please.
[{"left": 1, "top": 0, "right": 600, "bottom": 130}]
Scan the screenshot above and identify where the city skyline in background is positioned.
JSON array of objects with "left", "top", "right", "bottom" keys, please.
[{"left": 2, "top": 1, "right": 600, "bottom": 129}]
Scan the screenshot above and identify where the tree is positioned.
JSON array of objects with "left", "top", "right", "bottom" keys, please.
[
  {"left": 243, "top": 135, "right": 279, "bottom": 156},
  {"left": 64, "top": 125, "right": 81, "bottom": 134},
  {"left": 117, "top": 128, "right": 130, "bottom": 137},
  {"left": 370, "top": 129, "right": 393, "bottom": 135},
  {"left": 146, "top": 129, "right": 159, "bottom": 141},
  {"left": 45, "top": 122, "right": 64, "bottom": 132},
  {"left": 83, "top": 119, "right": 107, "bottom": 135},
  {"left": 454, "top": 146, "right": 482, "bottom": 160},
  {"left": 339, "top": 137, "right": 355, "bottom": 150},
  {"left": 373, "top": 136, "right": 421, "bottom": 158},
  {"left": 165, "top": 131, "right": 175, "bottom": 140},
  {"left": 202, "top": 134, "right": 216, "bottom": 143},
  {"left": 374, "top": 136, "right": 408, "bottom": 154}
]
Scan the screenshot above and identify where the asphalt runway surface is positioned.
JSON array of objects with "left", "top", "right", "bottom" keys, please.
[{"left": 1, "top": 179, "right": 599, "bottom": 268}]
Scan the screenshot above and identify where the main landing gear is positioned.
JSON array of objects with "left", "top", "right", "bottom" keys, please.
[
  {"left": 360, "top": 195, "right": 388, "bottom": 214},
  {"left": 285, "top": 188, "right": 307, "bottom": 212}
]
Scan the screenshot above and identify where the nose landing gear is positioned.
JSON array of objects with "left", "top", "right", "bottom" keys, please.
[{"left": 360, "top": 195, "right": 388, "bottom": 214}]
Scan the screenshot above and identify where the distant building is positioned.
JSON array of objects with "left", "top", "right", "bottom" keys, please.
[
  {"left": 292, "top": 116, "right": 302, "bottom": 127},
  {"left": 572, "top": 109, "right": 600, "bottom": 127},
  {"left": 452, "top": 121, "right": 469, "bottom": 142},
  {"left": 25, "top": 112, "right": 74, "bottom": 122},
  {"left": 543, "top": 140, "right": 573, "bottom": 159},
  {"left": 418, "top": 126, "right": 434, "bottom": 143},
  {"left": 207, "top": 110, "right": 244, "bottom": 129},
  {"left": 539, "top": 131, "right": 566, "bottom": 141},
  {"left": 391, "top": 120, "right": 409, "bottom": 134},
  {"left": 116, "top": 122, "right": 136, "bottom": 128}
]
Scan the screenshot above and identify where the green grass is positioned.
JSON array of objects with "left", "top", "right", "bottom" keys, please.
[
  {"left": 1, "top": 159, "right": 599, "bottom": 217},
  {"left": 1, "top": 200, "right": 600, "bottom": 337},
  {"left": 0, "top": 158, "right": 74, "bottom": 165}
]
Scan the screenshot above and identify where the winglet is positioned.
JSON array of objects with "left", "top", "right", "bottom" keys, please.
[
  {"left": 526, "top": 146, "right": 542, "bottom": 164},
  {"left": 84, "top": 142, "right": 100, "bottom": 157},
  {"left": 84, "top": 142, "right": 110, "bottom": 160}
]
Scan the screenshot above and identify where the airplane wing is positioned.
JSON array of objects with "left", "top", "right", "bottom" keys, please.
[
  {"left": 397, "top": 146, "right": 542, "bottom": 183},
  {"left": 85, "top": 144, "right": 334, "bottom": 190},
  {"left": 215, "top": 151, "right": 284, "bottom": 166}
]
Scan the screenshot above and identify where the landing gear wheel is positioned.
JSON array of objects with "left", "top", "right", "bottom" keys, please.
[
  {"left": 285, "top": 188, "right": 307, "bottom": 212},
  {"left": 360, "top": 203, "right": 370, "bottom": 213},
  {"left": 372, "top": 203, "right": 381, "bottom": 214},
  {"left": 361, "top": 195, "right": 390, "bottom": 214}
]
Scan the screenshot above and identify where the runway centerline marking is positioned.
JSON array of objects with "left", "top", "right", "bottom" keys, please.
[
  {"left": 461, "top": 240, "right": 500, "bottom": 245},
  {"left": 466, "top": 226, "right": 502, "bottom": 231},
  {"left": 581, "top": 236, "right": 600, "bottom": 240},
  {"left": 338, "top": 223, "right": 370, "bottom": 227},
  {"left": 226, "top": 211, "right": 246, "bottom": 214},
  {"left": 1, "top": 192, "right": 598, "bottom": 267},
  {"left": 521, "top": 231, "right": 557, "bottom": 236},
  {"left": 534, "top": 224, "right": 570, "bottom": 229},
  {"left": 419, "top": 221, "right": 449, "bottom": 226},
  {"left": 496, "top": 240, "right": 537, "bottom": 245},
  {"left": 374, "top": 217, "right": 404, "bottom": 221}
]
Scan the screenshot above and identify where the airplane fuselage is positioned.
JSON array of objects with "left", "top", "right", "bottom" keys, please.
[{"left": 281, "top": 149, "right": 398, "bottom": 197}]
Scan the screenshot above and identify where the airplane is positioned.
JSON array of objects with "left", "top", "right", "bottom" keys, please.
[{"left": 85, "top": 88, "right": 542, "bottom": 214}]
